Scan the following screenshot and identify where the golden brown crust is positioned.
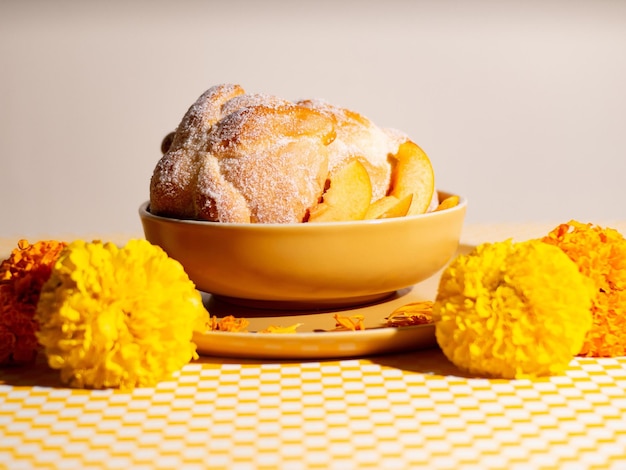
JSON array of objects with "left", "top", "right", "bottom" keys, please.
[{"left": 149, "top": 84, "right": 421, "bottom": 223}]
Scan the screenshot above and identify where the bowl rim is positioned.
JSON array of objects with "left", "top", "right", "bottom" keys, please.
[{"left": 139, "top": 191, "right": 467, "bottom": 229}]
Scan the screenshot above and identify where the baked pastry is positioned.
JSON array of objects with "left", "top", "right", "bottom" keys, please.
[{"left": 150, "top": 84, "right": 435, "bottom": 223}]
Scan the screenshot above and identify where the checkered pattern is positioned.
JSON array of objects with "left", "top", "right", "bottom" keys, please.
[{"left": 2, "top": 350, "right": 626, "bottom": 470}]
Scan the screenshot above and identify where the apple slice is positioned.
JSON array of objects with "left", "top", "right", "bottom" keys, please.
[
  {"left": 389, "top": 140, "right": 435, "bottom": 216},
  {"left": 365, "top": 194, "right": 414, "bottom": 219},
  {"left": 434, "top": 195, "right": 460, "bottom": 212},
  {"left": 308, "top": 159, "right": 372, "bottom": 222}
]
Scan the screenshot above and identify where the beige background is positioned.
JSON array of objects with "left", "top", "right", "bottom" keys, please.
[{"left": 1, "top": 0, "right": 625, "bottom": 239}]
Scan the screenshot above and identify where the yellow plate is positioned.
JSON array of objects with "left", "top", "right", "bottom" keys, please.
[{"left": 193, "top": 244, "right": 473, "bottom": 359}]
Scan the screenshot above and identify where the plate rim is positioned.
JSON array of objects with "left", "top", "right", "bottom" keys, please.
[{"left": 193, "top": 322, "right": 438, "bottom": 360}]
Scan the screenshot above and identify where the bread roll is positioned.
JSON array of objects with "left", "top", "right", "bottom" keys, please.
[{"left": 149, "top": 84, "right": 423, "bottom": 223}]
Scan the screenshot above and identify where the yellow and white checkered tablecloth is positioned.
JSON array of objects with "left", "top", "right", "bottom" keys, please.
[
  {"left": 2, "top": 352, "right": 626, "bottom": 470},
  {"left": 2, "top": 222, "right": 626, "bottom": 470}
]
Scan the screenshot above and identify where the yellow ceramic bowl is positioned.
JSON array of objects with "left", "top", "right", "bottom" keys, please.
[{"left": 139, "top": 191, "right": 467, "bottom": 309}]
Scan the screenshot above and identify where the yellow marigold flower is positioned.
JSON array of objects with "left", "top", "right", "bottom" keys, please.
[
  {"left": 542, "top": 221, "right": 626, "bottom": 357},
  {"left": 35, "top": 239, "right": 209, "bottom": 390},
  {"left": 434, "top": 240, "right": 593, "bottom": 379},
  {"left": 0, "top": 239, "right": 66, "bottom": 365}
]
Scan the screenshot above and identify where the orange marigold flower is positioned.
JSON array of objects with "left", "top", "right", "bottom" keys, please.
[
  {"left": 542, "top": 220, "right": 626, "bottom": 357},
  {"left": 0, "top": 239, "right": 67, "bottom": 365}
]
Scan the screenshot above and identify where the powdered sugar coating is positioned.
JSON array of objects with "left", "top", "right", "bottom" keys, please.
[
  {"left": 207, "top": 105, "right": 333, "bottom": 222},
  {"left": 150, "top": 84, "right": 247, "bottom": 221},
  {"left": 219, "top": 93, "right": 289, "bottom": 117}
]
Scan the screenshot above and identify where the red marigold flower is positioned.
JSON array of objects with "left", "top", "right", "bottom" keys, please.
[{"left": 0, "top": 239, "right": 66, "bottom": 365}]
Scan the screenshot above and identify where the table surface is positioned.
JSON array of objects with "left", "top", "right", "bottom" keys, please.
[{"left": 2, "top": 222, "right": 626, "bottom": 470}]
